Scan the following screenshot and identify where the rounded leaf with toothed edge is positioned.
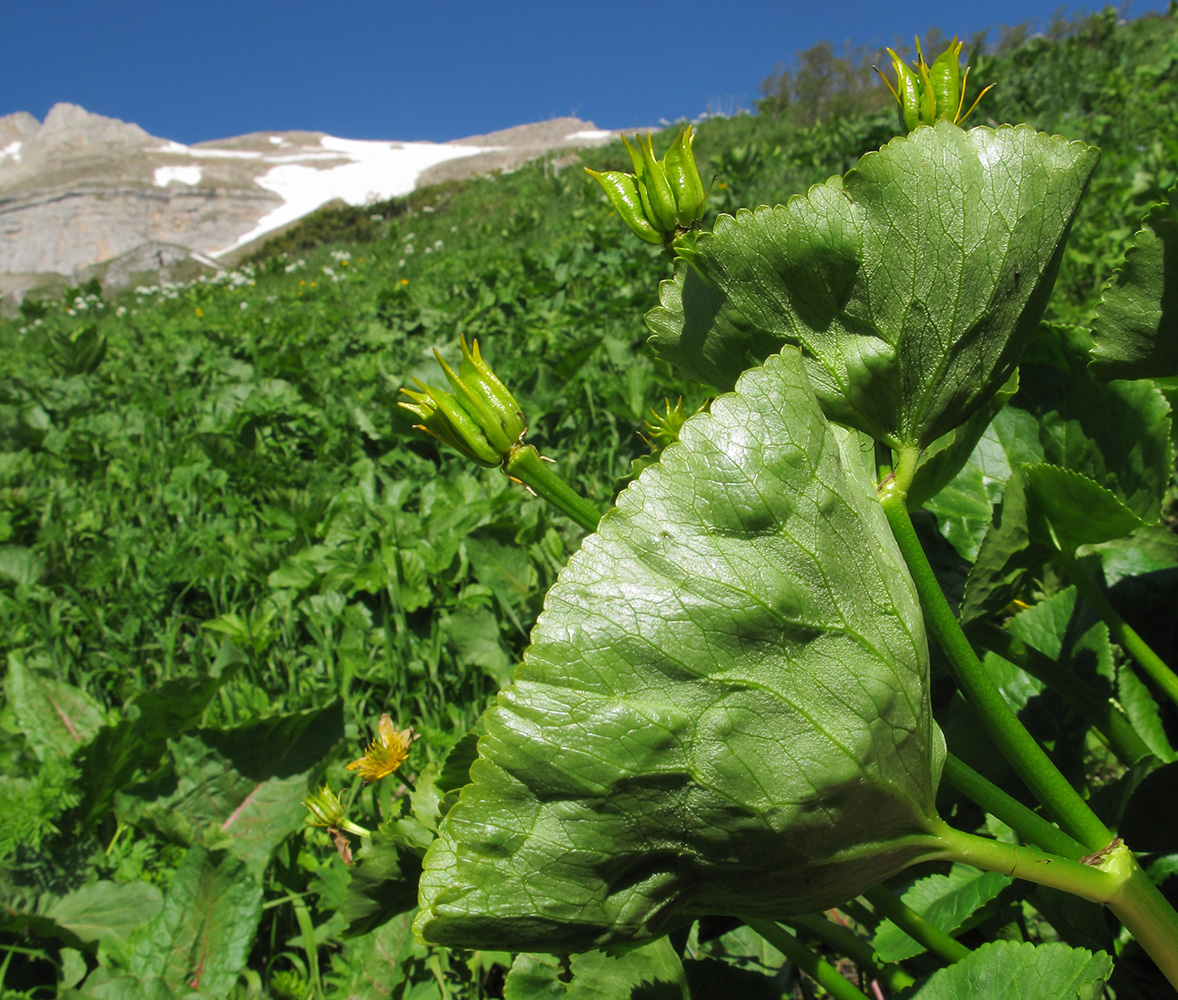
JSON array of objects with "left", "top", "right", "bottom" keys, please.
[
  {"left": 645, "top": 122, "right": 1099, "bottom": 450},
  {"left": 415, "top": 347, "right": 945, "bottom": 954}
]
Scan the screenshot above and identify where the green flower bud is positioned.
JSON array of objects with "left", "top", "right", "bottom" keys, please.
[
  {"left": 664, "top": 126, "right": 707, "bottom": 227},
  {"left": 927, "top": 38, "right": 963, "bottom": 122},
  {"left": 637, "top": 134, "right": 680, "bottom": 233},
  {"left": 399, "top": 337, "right": 528, "bottom": 468},
  {"left": 587, "top": 128, "right": 708, "bottom": 245},
  {"left": 458, "top": 337, "right": 528, "bottom": 444},
  {"left": 885, "top": 48, "right": 923, "bottom": 132},
  {"left": 400, "top": 381, "right": 502, "bottom": 466},
  {"left": 584, "top": 168, "right": 664, "bottom": 244},
  {"left": 877, "top": 36, "right": 994, "bottom": 133}
]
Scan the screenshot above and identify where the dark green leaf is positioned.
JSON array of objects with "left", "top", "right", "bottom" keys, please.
[
  {"left": 921, "top": 405, "right": 1044, "bottom": 561},
  {"left": 128, "top": 845, "right": 262, "bottom": 996},
  {"left": 875, "top": 866, "right": 1011, "bottom": 962},
  {"left": 896, "top": 940, "right": 1110, "bottom": 999},
  {"left": 6, "top": 651, "right": 105, "bottom": 761},
  {"left": 119, "top": 702, "right": 343, "bottom": 876},
  {"left": 45, "top": 881, "right": 163, "bottom": 947},
  {"left": 1017, "top": 324, "right": 1172, "bottom": 525},
  {"left": 341, "top": 827, "right": 424, "bottom": 936},
  {"left": 1091, "top": 187, "right": 1178, "bottom": 380}
]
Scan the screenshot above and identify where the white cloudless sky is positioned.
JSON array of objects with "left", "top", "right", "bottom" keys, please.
[{"left": 2, "top": 1, "right": 1166, "bottom": 143}]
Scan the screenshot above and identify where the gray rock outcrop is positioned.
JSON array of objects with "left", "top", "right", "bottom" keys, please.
[{"left": 0, "top": 104, "right": 628, "bottom": 306}]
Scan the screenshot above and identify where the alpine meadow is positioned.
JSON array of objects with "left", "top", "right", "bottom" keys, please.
[{"left": 3, "top": 8, "right": 1178, "bottom": 999}]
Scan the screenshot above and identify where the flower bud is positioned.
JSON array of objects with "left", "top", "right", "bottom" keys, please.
[
  {"left": 877, "top": 36, "right": 994, "bottom": 132},
  {"left": 586, "top": 127, "right": 708, "bottom": 244},
  {"left": 399, "top": 337, "right": 527, "bottom": 468},
  {"left": 583, "top": 169, "right": 664, "bottom": 244}
]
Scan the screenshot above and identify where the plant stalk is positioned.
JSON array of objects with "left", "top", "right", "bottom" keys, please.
[
  {"left": 879, "top": 483, "right": 1114, "bottom": 852},
  {"left": 788, "top": 913, "right": 916, "bottom": 993},
  {"left": 1054, "top": 548, "right": 1178, "bottom": 709},
  {"left": 861, "top": 884, "right": 971, "bottom": 964},
  {"left": 503, "top": 444, "right": 603, "bottom": 532},
  {"left": 743, "top": 918, "right": 871, "bottom": 1000},
  {"left": 942, "top": 753, "right": 1086, "bottom": 859},
  {"left": 969, "top": 622, "right": 1156, "bottom": 764},
  {"left": 1106, "top": 859, "right": 1178, "bottom": 990},
  {"left": 927, "top": 821, "right": 1125, "bottom": 900}
]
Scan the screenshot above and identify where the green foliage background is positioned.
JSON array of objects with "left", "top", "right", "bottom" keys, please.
[{"left": 2, "top": 7, "right": 1177, "bottom": 997}]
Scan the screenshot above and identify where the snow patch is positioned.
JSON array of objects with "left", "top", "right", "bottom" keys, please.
[
  {"left": 0, "top": 141, "right": 22, "bottom": 165},
  {"left": 154, "top": 165, "right": 202, "bottom": 186},
  {"left": 566, "top": 129, "right": 614, "bottom": 141},
  {"left": 213, "top": 136, "right": 494, "bottom": 256}
]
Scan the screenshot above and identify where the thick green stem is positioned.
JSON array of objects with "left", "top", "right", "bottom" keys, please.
[
  {"left": 970, "top": 622, "right": 1156, "bottom": 765},
  {"left": 743, "top": 918, "right": 871, "bottom": 1000},
  {"left": 1107, "top": 861, "right": 1178, "bottom": 990},
  {"left": 1055, "top": 548, "right": 1178, "bottom": 710},
  {"left": 942, "top": 753, "right": 1086, "bottom": 859},
  {"left": 928, "top": 821, "right": 1126, "bottom": 901},
  {"left": 880, "top": 484, "right": 1113, "bottom": 851},
  {"left": 932, "top": 824, "right": 1178, "bottom": 989},
  {"left": 862, "top": 884, "right": 971, "bottom": 964},
  {"left": 787, "top": 913, "right": 916, "bottom": 993},
  {"left": 503, "top": 444, "right": 603, "bottom": 533}
]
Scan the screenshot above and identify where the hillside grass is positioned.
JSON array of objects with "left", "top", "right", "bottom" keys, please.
[{"left": 1, "top": 7, "right": 1177, "bottom": 996}]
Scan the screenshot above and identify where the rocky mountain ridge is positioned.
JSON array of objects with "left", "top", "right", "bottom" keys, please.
[{"left": 0, "top": 104, "right": 622, "bottom": 305}]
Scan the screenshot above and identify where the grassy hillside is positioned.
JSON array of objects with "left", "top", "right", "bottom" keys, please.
[{"left": 2, "top": 8, "right": 1176, "bottom": 997}]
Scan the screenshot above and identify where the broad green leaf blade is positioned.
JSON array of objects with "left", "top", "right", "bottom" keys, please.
[
  {"left": 921, "top": 404, "right": 1044, "bottom": 562},
  {"left": 647, "top": 122, "right": 1099, "bottom": 448},
  {"left": 1023, "top": 465, "right": 1146, "bottom": 555},
  {"left": 567, "top": 938, "right": 690, "bottom": 1000},
  {"left": 128, "top": 845, "right": 262, "bottom": 996},
  {"left": 907, "top": 369, "right": 1020, "bottom": 512},
  {"left": 417, "top": 348, "right": 943, "bottom": 953},
  {"left": 1091, "top": 187, "right": 1178, "bottom": 380},
  {"left": 45, "top": 881, "right": 163, "bottom": 947},
  {"left": 74, "top": 673, "right": 229, "bottom": 832},
  {"left": 504, "top": 940, "right": 692, "bottom": 1000},
  {"left": 119, "top": 702, "right": 343, "bottom": 877},
  {"left": 504, "top": 953, "right": 569, "bottom": 1000},
  {"left": 326, "top": 911, "right": 417, "bottom": 1000},
  {"left": 960, "top": 470, "right": 1039, "bottom": 626},
  {"left": 340, "top": 826, "right": 423, "bottom": 936},
  {"left": 962, "top": 464, "right": 1149, "bottom": 624},
  {"left": 6, "top": 651, "right": 105, "bottom": 761},
  {"left": 896, "top": 940, "right": 1110, "bottom": 999},
  {"left": 875, "top": 866, "right": 1011, "bottom": 962},
  {"left": 1017, "top": 325, "right": 1172, "bottom": 525}
]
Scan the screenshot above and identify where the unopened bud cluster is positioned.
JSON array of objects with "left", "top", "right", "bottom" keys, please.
[
  {"left": 399, "top": 337, "right": 527, "bottom": 467},
  {"left": 878, "top": 37, "right": 994, "bottom": 132},
  {"left": 586, "top": 127, "right": 708, "bottom": 246}
]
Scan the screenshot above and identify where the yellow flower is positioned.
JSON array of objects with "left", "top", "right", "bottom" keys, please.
[{"left": 347, "top": 714, "right": 418, "bottom": 783}]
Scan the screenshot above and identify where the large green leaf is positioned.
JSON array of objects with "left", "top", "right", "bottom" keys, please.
[
  {"left": 1016, "top": 325, "right": 1173, "bottom": 525},
  {"left": 896, "top": 940, "right": 1110, "bottom": 999},
  {"left": 504, "top": 939, "right": 691, "bottom": 1000},
  {"left": 128, "top": 845, "right": 262, "bottom": 996},
  {"left": 6, "top": 651, "right": 105, "bottom": 761},
  {"left": 416, "top": 348, "right": 944, "bottom": 953},
  {"left": 875, "top": 865, "right": 1011, "bottom": 962},
  {"left": 118, "top": 702, "right": 343, "bottom": 876},
  {"left": 45, "top": 881, "right": 163, "bottom": 948},
  {"left": 1091, "top": 186, "right": 1178, "bottom": 380},
  {"left": 647, "top": 122, "right": 1098, "bottom": 448}
]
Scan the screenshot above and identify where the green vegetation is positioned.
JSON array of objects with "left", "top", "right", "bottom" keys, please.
[{"left": 3, "top": 8, "right": 1178, "bottom": 998}]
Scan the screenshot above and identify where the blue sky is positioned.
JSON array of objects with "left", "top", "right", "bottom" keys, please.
[{"left": 2, "top": 1, "right": 1165, "bottom": 144}]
